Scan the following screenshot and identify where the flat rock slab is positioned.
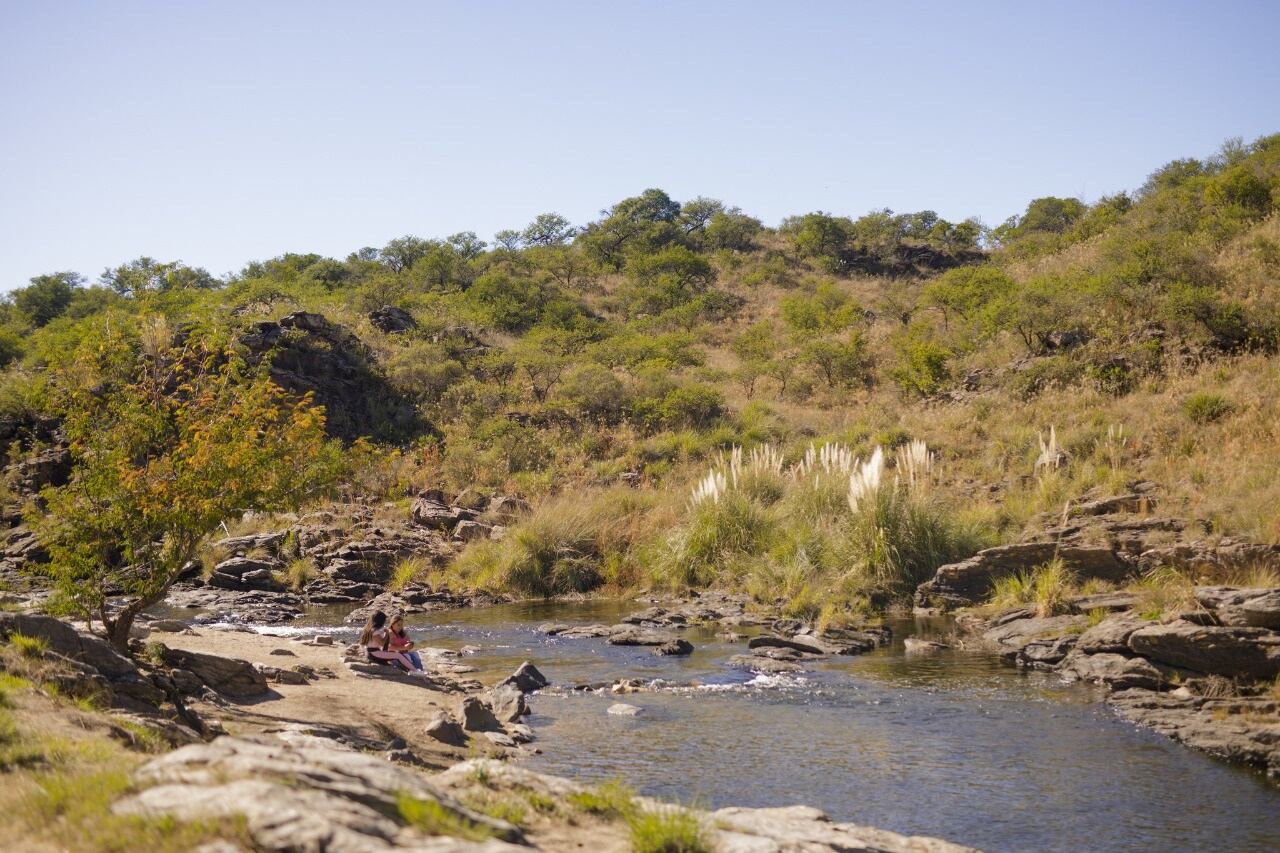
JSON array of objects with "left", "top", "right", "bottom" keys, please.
[
  {"left": 113, "top": 733, "right": 524, "bottom": 850},
  {"left": 728, "top": 654, "right": 805, "bottom": 674},
  {"left": 1060, "top": 651, "right": 1165, "bottom": 691},
  {"left": 607, "top": 703, "right": 642, "bottom": 716},
  {"left": 1128, "top": 621, "right": 1280, "bottom": 679}
]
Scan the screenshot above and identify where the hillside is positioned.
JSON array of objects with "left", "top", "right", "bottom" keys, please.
[{"left": 1, "top": 132, "right": 1278, "bottom": 620}]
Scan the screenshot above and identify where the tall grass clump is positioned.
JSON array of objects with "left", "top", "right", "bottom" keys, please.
[
  {"left": 627, "top": 807, "right": 712, "bottom": 853},
  {"left": 987, "top": 558, "right": 1076, "bottom": 616},
  {"left": 661, "top": 440, "right": 994, "bottom": 609},
  {"left": 448, "top": 488, "right": 674, "bottom": 597}
]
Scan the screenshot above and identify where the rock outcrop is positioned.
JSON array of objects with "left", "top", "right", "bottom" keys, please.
[
  {"left": 240, "top": 311, "right": 424, "bottom": 443},
  {"left": 113, "top": 731, "right": 524, "bottom": 851}
]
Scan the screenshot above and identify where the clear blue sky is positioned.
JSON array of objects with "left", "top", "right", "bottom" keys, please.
[{"left": 2, "top": 0, "right": 1278, "bottom": 288}]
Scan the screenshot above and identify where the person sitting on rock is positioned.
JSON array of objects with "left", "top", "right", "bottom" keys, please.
[
  {"left": 387, "top": 613, "right": 425, "bottom": 672},
  {"left": 359, "top": 610, "right": 424, "bottom": 676}
]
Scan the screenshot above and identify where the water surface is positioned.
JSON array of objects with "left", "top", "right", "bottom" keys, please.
[{"left": 232, "top": 600, "right": 1280, "bottom": 852}]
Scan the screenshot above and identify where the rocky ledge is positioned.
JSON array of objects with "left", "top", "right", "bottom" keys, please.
[
  {"left": 958, "top": 585, "right": 1280, "bottom": 779},
  {"left": 114, "top": 731, "right": 974, "bottom": 852}
]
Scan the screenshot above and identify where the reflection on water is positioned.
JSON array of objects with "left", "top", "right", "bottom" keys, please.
[{"left": 193, "top": 600, "right": 1280, "bottom": 852}]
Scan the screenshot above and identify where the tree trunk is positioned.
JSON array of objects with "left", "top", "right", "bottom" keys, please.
[{"left": 105, "top": 587, "right": 168, "bottom": 654}]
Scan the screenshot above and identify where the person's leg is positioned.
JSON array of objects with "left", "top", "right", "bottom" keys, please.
[
  {"left": 369, "top": 650, "right": 415, "bottom": 672},
  {"left": 407, "top": 651, "right": 424, "bottom": 671}
]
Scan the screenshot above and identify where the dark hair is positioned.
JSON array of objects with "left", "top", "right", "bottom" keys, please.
[{"left": 359, "top": 610, "right": 388, "bottom": 645}]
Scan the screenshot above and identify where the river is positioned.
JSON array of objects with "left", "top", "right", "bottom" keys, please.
[{"left": 244, "top": 599, "right": 1280, "bottom": 852}]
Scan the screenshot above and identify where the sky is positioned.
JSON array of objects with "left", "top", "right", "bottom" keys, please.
[{"left": 1, "top": 0, "right": 1278, "bottom": 289}]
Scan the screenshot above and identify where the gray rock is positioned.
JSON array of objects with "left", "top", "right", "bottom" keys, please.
[
  {"left": 903, "top": 637, "right": 949, "bottom": 655},
  {"left": 727, "top": 655, "right": 804, "bottom": 674},
  {"left": 981, "top": 614, "right": 1087, "bottom": 653},
  {"left": 1076, "top": 613, "right": 1150, "bottom": 654},
  {"left": 461, "top": 696, "right": 503, "bottom": 732},
  {"left": 149, "top": 619, "right": 191, "bottom": 633},
  {"left": 368, "top": 305, "right": 417, "bottom": 333},
  {"left": 917, "top": 543, "right": 1129, "bottom": 609},
  {"left": 498, "top": 661, "right": 548, "bottom": 693},
  {"left": 607, "top": 703, "right": 642, "bottom": 716},
  {"left": 1195, "top": 586, "right": 1280, "bottom": 629},
  {"left": 605, "top": 625, "right": 675, "bottom": 646},
  {"left": 486, "top": 683, "right": 528, "bottom": 723},
  {"left": 112, "top": 733, "right": 523, "bottom": 849},
  {"left": 423, "top": 713, "right": 469, "bottom": 747},
  {"left": 1128, "top": 621, "right": 1280, "bottom": 679},
  {"left": 653, "top": 638, "right": 694, "bottom": 656},
  {"left": 1061, "top": 652, "right": 1165, "bottom": 691},
  {"left": 159, "top": 647, "right": 270, "bottom": 697},
  {"left": 483, "top": 731, "right": 517, "bottom": 748},
  {"left": 452, "top": 520, "right": 493, "bottom": 542},
  {"left": 0, "top": 612, "right": 137, "bottom": 678}
]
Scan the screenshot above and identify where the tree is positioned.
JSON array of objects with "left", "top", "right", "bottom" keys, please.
[
  {"left": 447, "top": 231, "right": 487, "bottom": 260},
  {"left": 678, "top": 197, "right": 724, "bottom": 235},
  {"left": 803, "top": 332, "right": 872, "bottom": 388},
  {"left": 578, "top": 189, "right": 683, "bottom": 269},
  {"left": 13, "top": 271, "right": 83, "bottom": 327},
  {"left": 623, "top": 246, "right": 715, "bottom": 313},
  {"left": 30, "top": 322, "right": 343, "bottom": 651},
  {"left": 704, "top": 207, "right": 763, "bottom": 251},
  {"left": 923, "top": 265, "right": 1014, "bottom": 326},
  {"left": 380, "top": 236, "right": 432, "bottom": 273},
  {"left": 521, "top": 213, "right": 577, "bottom": 247},
  {"left": 493, "top": 229, "right": 523, "bottom": 251},
  {"left": 731, "top": 321, "right": 778, "bottom": 396},
  {"left": 102, "top": 257, "right": 216, "bottom": 297}
]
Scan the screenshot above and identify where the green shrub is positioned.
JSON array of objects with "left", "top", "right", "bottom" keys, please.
[
  {"left": 567, "top": 779, "right": 637, "bottom": 818},
  {"left": 396, "top": 794, "right": 497, "bottom": 842},
  {"left": 890, "top": 335, "right": 951, "bottom": 397},
  {"left": 8, "top": 632, "right": 48, "bottom": 659},
  {"left": 1182, "top": 392, "right": 1233, "bottom": 423},
  {"left": 988, "top": 559, "right": 1075, "bottom": 616}
]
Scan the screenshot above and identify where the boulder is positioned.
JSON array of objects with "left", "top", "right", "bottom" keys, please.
[
  {"left": 452, "top": 520, "right": 494, "bottom": 542},
  {"left": 1017, "top": 635, "right": 1077, "bottom": 668},
  {"left": 903, "top": 637, "right": 949, "bottom": 655},
  {"left": 1128, "top": 622, "right": 1280, "bottom": 679},
  {"left": 981, "top": 614, "right": 1086, "bottom": 653},
  {"left": 1061, "top": 652, "right": 1164, "bottom": 691},
  {"left": 423, "top": 713, "right": 469, "bottom": 747},
  {"left": 159, "top": 647, "right": 270, "bottom": 697},
  {"left": 727, "top": 655, "right": 805, "bottom": 674},
  {"left": 487, "top": 495, "right": 530, "bottom": 521},
  {"left": 461, "top": 696, "right": 503, "bottom": 732},
  {"left": 605, "top": 626, "right": 676, "bottom": 646},
  {"left": 368, "top": 305, "right": 417, "bottom": 333},
  {"left": 410, "top": 498, "right": 462, "bottom": 530},
  {"left": 1076, "top": 613, "right": 1150, "bottom": 654},
  {"left": 607, "top": 703, "right": 642, "bottom": 716},
  {"left": 0, "top": 612, "right": 136, "bottom": 678},
  {"left": 916, "top": 544, "right": 1129, "bottom": 609},
  {"left": 486, "top": 683, "right": 528, "bottom": 723},
  {"left": 498, "top": 661, "right": 548, "bottom": 694},
  {"left": 653, "top": 639, "right": 694, "bottom": 656},
  {"left": 1195, "top": 586, "right": 1280, "bottom": 629},
  {"left": 112, "top": 733, "right": 522, "bottom": 849}
]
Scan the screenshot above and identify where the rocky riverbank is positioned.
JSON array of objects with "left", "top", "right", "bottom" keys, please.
[{"left": 0, "top": 606, "right": 974, "bottom": 851}]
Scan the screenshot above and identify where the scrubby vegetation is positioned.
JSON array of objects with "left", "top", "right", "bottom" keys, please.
[{"left": 4, "top": 133, "right": 1280, "bottom": 615}]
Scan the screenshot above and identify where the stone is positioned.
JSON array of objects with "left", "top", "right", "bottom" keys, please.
[
  {"left": 981, "top": 614, "right": 1087, "bottom": 653},
  {"left": 268, "top": 648, "right": 297, "bottom": 656},
  {"left": 410, "top": 498, "right": 461, "bottom": 530},
  {"left": 112, "top": 733, "right": 523, "bottom": 849},
  {"left": 903, "top": 637, "right": 949, "bottom": 655},
  {"left": 483, "top": 731, "right": 516, "bottom": 748},
  {"left": 461, "top": 696, "right": 503, "bottom": 732},
  {"left": 1128, "top": 622, "right": 1280, "bottom": 679},
  {"left": 487, "top": 495, "right": 530, "bottom": 521},
  {"left": 1195, "top": 586, "right": 1280, "bottom": 629},
  {"left": 423, "top": 713, "right": 469, "bottom": 747},
  {"left": 0, "top": 612, "right": 136, "bottom": 678},
  {"left": 653, "top": 639, "right": 694, "bottom": 656},
  {"left": 605, "top": 626, "right": 675, "bottom": 646},
  {"left": 1076, "top": 613, "right": 1149, "bottom": 654},
  {"left": 713, "top": 805, "right": 977, "bottom": 853},
  {"left": 452, "top": 520, "right": 493, "bottom": 542},
  {"left": 727, "top": 655, "right": 804, "bottom": 674},
  {"left": 916, "top": 543, "right": 1130, "bottom": 610},
  {"left": 1061, "top": 652, "right": 1165, "bottom": 691},
  {"left": 159, "top": 647, "right": 270, "bottom": 697},
  {"left": 486, "top": 683, "right": 528, "bottom": 723},
  {"left": 498, "top": 661, "right": 548, "bottom": 694},
  {"left": 368, "top": 305, "right": 417, "bottom": 333},
  {"left": 149, "top": 619, "right": 190, "bottom": 633},
  {"left": 1018, "top": 635, "right": 1077, "bottom": 668},
  {"left": 607, "top": 703, "right": 642, "bottom": 716}
]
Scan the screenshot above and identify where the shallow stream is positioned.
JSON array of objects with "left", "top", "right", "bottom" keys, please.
[{"left": 238, "top": 600, "right": 1280, "bottom": 852}]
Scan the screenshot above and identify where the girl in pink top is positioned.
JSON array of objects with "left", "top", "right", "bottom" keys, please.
[{"left": 388, "top": 613, "right": 425, "bottom": 672}]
